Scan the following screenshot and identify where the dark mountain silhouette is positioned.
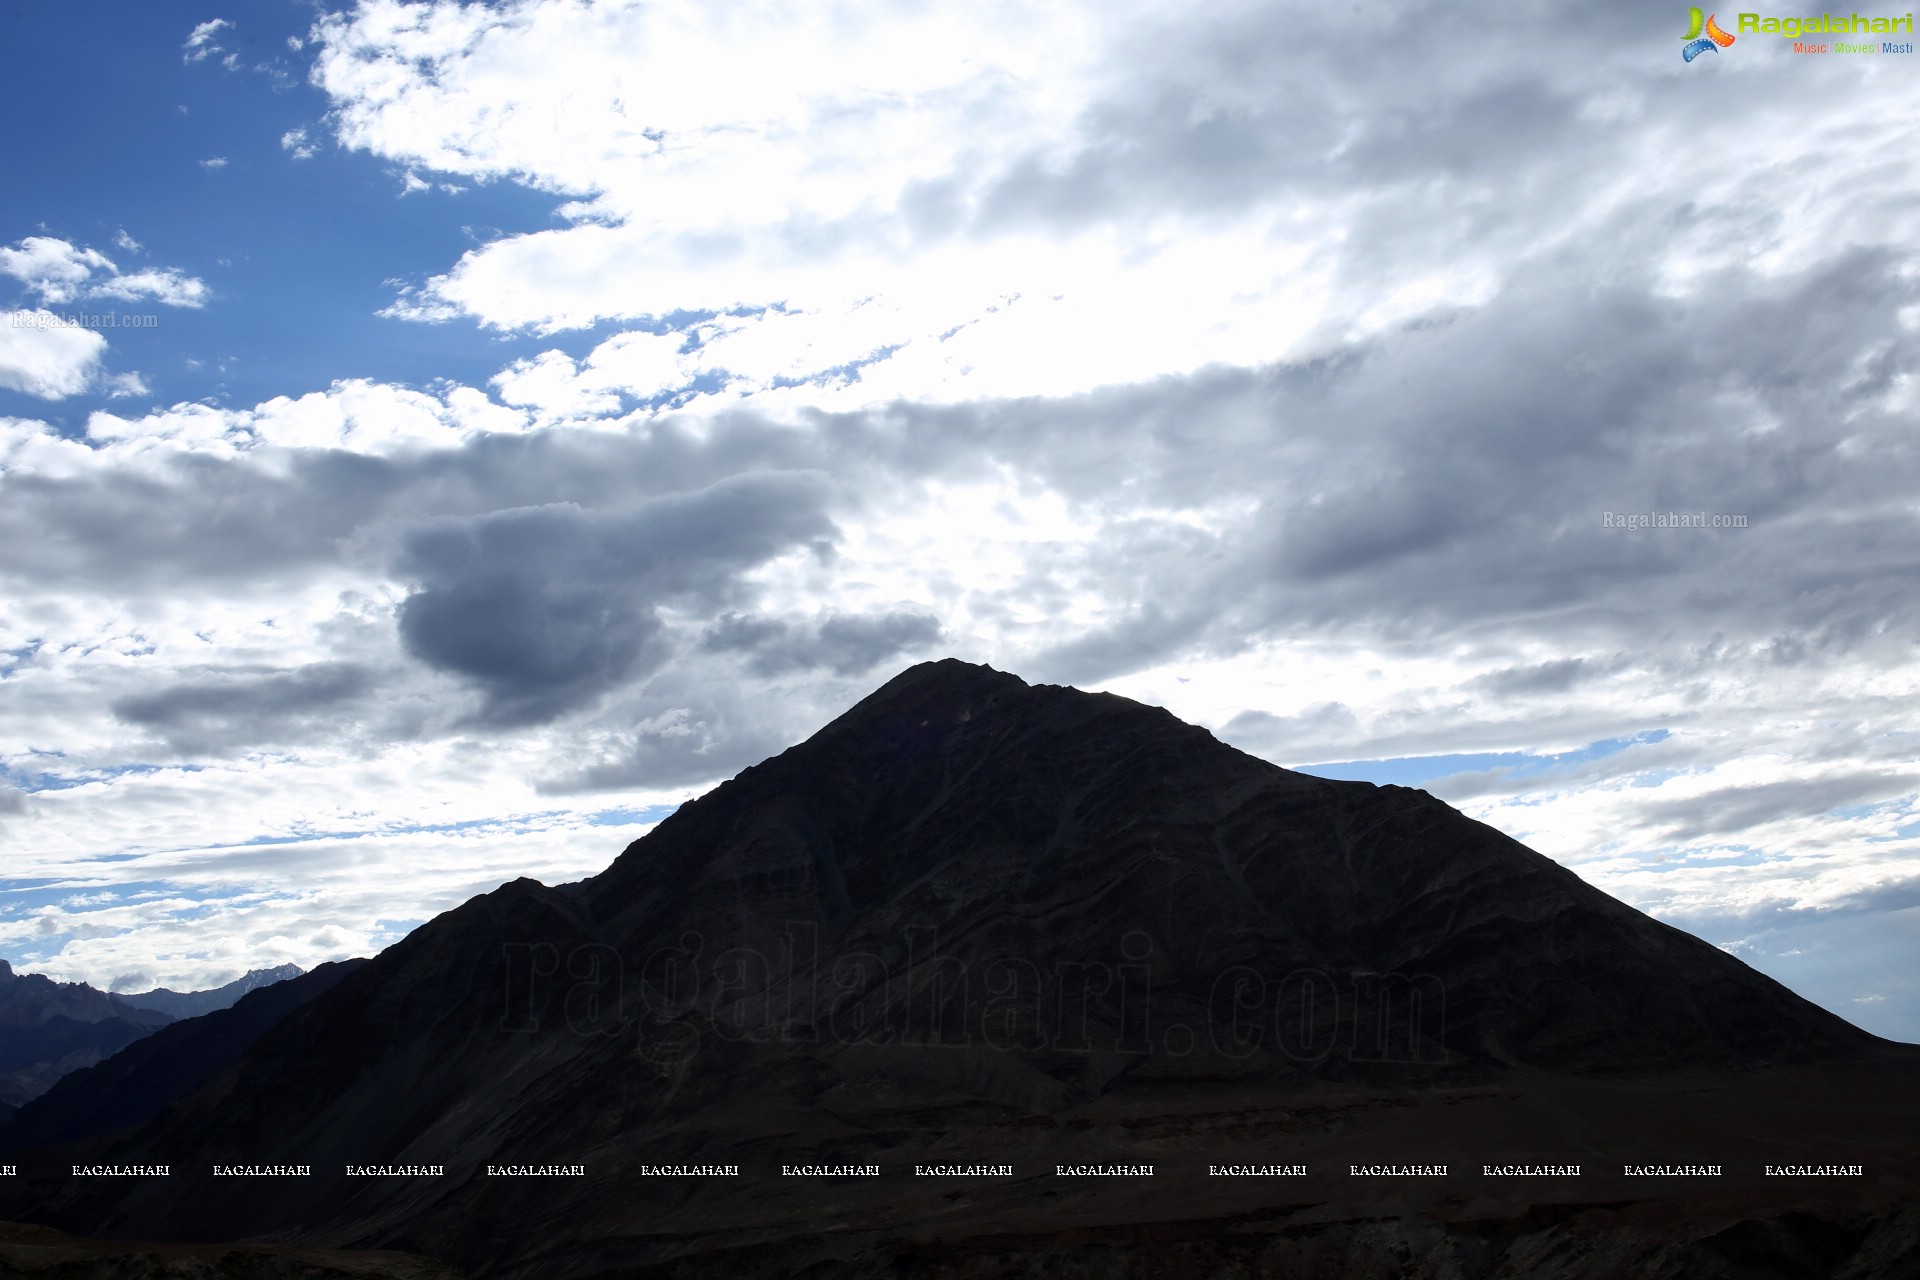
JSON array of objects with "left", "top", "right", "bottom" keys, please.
[
  {"left": 114, "top": 963, "right": 306, "bottom": 1020},
  {"left": 0, "top": 959, "right": 175, "bottom": 1107},
  {"left": 0, "top": 960, "right": 366, "bottom": 1155},
  {"left": 1, "top": 661, "right": 1914, "bottom": 1278},
  {"left": 0, "top": 1220, "right": 458, "bottom": 1277}
]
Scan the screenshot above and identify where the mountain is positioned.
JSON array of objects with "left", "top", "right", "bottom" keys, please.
[
  {"left": 0, "top": 960, "right": 305, "bottom": 1107},
  {"left": 0, "top": 1220, "right": 459, "bottom": 1278},
  {"left": 0, "top": 960, "right": 175, "bottom": 1107},
  {"left": 1, "top": 661, "right": 1914, "bottom": 1278},
  {"left": 114, "top": 963, "right": 306, "bottom": 1020},
  {"left": 0, "top": 961, "right": 366, "bottom": 1155}
]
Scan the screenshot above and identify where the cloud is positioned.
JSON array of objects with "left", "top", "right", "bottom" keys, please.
[
  {"left": 1643, "top": 773, "right": 1920, "bottom": 845},
  {"left": 0, "top": 238, "right": 116, "bottom": 305},
  {"left": 0, "top": 313, "right": 108, "bottom": 398},
  {"left": 280, "top": 128, "right": 318, "bottom": 161},
  {"left": 182, "top": 18, "right": 232, "bottom": 63},
  {"left": 101, "top": 371, "right": 151, "bottom": 398},
  {"left": 89, "top": 268, "right": 208, "bottom": 308},
  {"left": 111, "top": 663, "right": 378, "bottom": 754},
  {"left": 298, "top": 0, "right": 1920, "bottom": 418},
  {"left": 1468, "top": 658, "right": 1610, "bottom": 698},
  {"left": 0, "top": 236, "right": 207, "bottom": 309},
  {"left": 200, "top": 157, "right": 229, "bottom": 171},
  {"left": 702, "top": 609, "right": 944, "bottom": 677},
  {"left": 393, "top": 473, "right": 838, "bottom": 725}
]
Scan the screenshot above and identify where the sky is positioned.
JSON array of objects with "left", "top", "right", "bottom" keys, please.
[{"left": 1, "top": 1, "right": 1915, "bottom": 1039}]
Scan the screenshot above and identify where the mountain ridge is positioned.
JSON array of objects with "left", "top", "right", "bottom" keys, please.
[
  {"left": 0, "top": 960, "right": 366, "bottom": 1155},
  {"left": 114, "top": 963, "right": 307, "bottom": 1020},
  {"left": 0, "top": 660, "right": 1911, "bottom": 1277},
  {"left": 0, "top": 961, "right": 175, "bottom": 1108},
  {"left": 0, "top": 958, "right": 310, "bottom": 1107}
]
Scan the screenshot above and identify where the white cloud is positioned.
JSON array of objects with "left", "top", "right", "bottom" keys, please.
[
  {"left": 73, "top": 377, "right": 511, "bottom": 461},
  {"left": 112, "top": 229, "right": 142, "bottom": 254},
  {"left": 0, "top": 237, "right": 115, "bottom": 305},
  {"left": 0, "top": 236, "right": 207, "bottom": 309},
  {"left": 101, "top": 371, "right": 151, "bottom": 399},
  {"left": 200, "top": 156, "right": 229, "bottom": 170},
  {"left": 0, "top": 416, "right": 95, "bottom": 475},
  {"left": 0, "top": 312, "right": 108, "bottom": 398},
  {"left": 89, "top": 268, "right": 208, "bottom": 308},
  {"left": 182, "top": 18, "right": 232, "bottom": 64},
  {"left": 281, "top": 127, "right": 318, "bottom": 160},
  {"left": 307, "top": 0, "right": 1920, "bottom": 425}
]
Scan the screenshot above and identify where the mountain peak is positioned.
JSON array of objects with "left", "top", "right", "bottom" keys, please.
[
  {"left": 113, "top": 964, "right": 306, "bottom": 1020},
  {"left": 817, "top": 657, "right": 1030, "bottom": 732},
  {"left": 6, "top": 664, "right": 1904, "bottom": 1278}
]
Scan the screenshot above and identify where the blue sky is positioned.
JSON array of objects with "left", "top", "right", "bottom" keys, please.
[
  {"left": 2, "top": 0, "right": 1916, "bottom": 1037},
  {"left": 0, "top": 4, "right": 572, "bottom": 426}
]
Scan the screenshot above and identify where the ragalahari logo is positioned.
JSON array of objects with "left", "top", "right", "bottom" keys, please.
[{"left": 1683, "top": 7, "right": 1738, "bottom": 58}]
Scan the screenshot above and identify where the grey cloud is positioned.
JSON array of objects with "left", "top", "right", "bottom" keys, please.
[
  {"left": 111, "top": 663, "right": 374, "bottom": 748},
  {"left": 534, "top": 686, "right": 799, "bottom": 796},
  {"left": 1339, "top": 79, "right": 1578, "bottom": 184},
  {"left": 1027, "top": 601, "right": 1217, "bottom": 689},
  {"left": 0, "top": 787, "right": 24, "bottom": 815},
  {"left": 113, "top": 667, "right": 374, "bottom": 725},
  {"left": 394, "top": 472, "right": 837, "bottom": 726},
  {"left": 538, "top": 723, "right": 790, "bottom": 796},
  {"left": 5, "top": 240, "right": 1914, "bottom": 735},
  {"left": 1468, "top": 658, "right": 1607, "bottom": 697},
  {"left": 0, "top": 450, "right": 403, "bottom": 591},
  {"left": 702, "top": 609, "right": 943, "bottom": 677},
  {"left": 1, "top": 218, "right": 1913, "bottom": 784},
  {"left": 956, "top": 2, "right": 1661, "bottom": 246},
  {"left": 1645, "top": 773, "right": 1920, "bottom": 845},
  {"left": 1221, "top": 703, "right": 1366, "bottom": 765}
]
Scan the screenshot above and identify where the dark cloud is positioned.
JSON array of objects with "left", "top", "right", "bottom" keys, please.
[
  {"left": 0, "top": 449, "right": 408, "bottom": 591},
  {"left": 113, "top": 663, "right": 372, "bottom": 727},
  {"left": 393, "top": 472, "right": 837, "bottom": 725},
  {"left": 1645, "top": 773, "right": 1920, "bottom": 844},
  {"left": 1469, "top": 658, "right": 1605, "bottom": 697},
  {"left": 109, "top": 663, "right": 376, "bottom": 754},
  {"left": 701, "top": 609, "right": 944, "bottom": 677}
]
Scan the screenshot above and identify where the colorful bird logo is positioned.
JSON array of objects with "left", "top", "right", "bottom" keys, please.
[{"left": 1683, "top": 7, "right": 1736, "bottom": 60}]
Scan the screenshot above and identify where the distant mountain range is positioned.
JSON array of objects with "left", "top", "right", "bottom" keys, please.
[
  {"left": 0, "top": 959, "right": 302, "bottom": 1106},
  {"left": 0, "top": 661, "right": 1914, "bottom": 1277},
  {"left": 113, "top": 963, "right": 306, "bottom": 1020},
  {"left": 1, "top": 961, "right": 363, "bottom": 1154}
]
